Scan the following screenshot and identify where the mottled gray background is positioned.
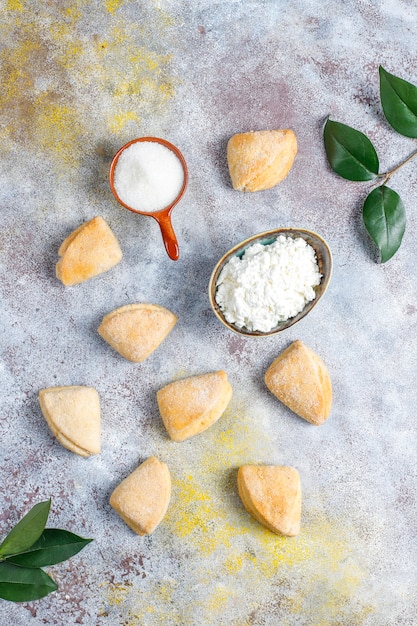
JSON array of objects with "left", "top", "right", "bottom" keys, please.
[{"left": 0, "top": 1, "right": 416, "bottom": 624}]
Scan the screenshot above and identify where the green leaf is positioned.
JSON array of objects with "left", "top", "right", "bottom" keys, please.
[
  {"left": 324, "top": 119, "right": 379, "bottom": 181},
  {"left": 363, "top": 185, "right": 406, "bottom": 262},
  {"left": 0, "top": 500, "right": 51, "bottom": 558},
  {"left": 5, "top": 529, "right": 92, "bottom": 568},
  {"left": 0, "top": 562, "right": 57, "bottom": 602},
  {"left": 379, "top": 66, "right": 417, "bottom": 137}
]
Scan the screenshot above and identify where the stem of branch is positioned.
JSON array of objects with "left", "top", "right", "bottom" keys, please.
[{"left": 377, "top": 146, "right": 417, "bottom": 185}]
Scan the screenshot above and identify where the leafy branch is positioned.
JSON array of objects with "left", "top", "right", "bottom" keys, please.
[
  {"left": 324, "top": 65, "right": 417, "bottom": 262},
  {"left": 0, "top": 500, "right": 92, "bottom": 602}
]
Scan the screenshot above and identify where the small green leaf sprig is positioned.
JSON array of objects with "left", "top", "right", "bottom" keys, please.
[
  {"left": 0, "top": 500, "right": 92, "bottom": 602},
  {"left": 324, "top": 66, "right": 417, "bottom": 262}
]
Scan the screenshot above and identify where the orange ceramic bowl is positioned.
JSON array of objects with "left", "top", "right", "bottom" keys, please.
[{"left": 109, "top": 137, "right": 188, "bottom": 261}]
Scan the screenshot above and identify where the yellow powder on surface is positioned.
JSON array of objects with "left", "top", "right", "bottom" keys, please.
[
  {"left": 0, "top": 3, "right": 176, "bottom": 174},
  {"left": 103, "top": 579, "right": 183, "bottom": 626},
  {"left": 6, "top": 0, "right": 24, "bottom": 11},
  {"left": 103, "top": 581, "right": 133, "bottom": 607},
  {"left": 105, "top": 0, "right": 124, "bottom": 14},
  {"left": 99, "top": 395, "right": 374, "bottom": 624}
]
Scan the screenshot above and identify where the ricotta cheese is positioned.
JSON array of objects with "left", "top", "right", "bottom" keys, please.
[{"left": 215, "top": 236, "right": 321, "bottom": 332}]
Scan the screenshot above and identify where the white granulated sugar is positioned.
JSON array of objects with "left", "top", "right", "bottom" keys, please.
[
  {"left": 114, "top": 141, "right": 184, "bottom": 213},
  {"left": 215, "top": 236, "right": 321, "bottom": 332}
]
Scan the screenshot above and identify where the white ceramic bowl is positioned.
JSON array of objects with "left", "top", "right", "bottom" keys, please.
[{"left": 208, "top": 228, "right": 332, "bottom": 337}]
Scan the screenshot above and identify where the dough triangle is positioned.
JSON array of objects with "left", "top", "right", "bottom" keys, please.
[
  {"left": 110, "top": 457, "right": 171, "bottom": 536},
  {"left": 38, "top": 386, "right": 101, "bottom": 457},
  {"left": 264, "top": 340, "right": 332, "bottom": 425},
  {"left": 98, "top": 303, "right": 177, "bottom": 362},
  {"left": 238, "top": 465, "right": 301, "bottom": 536},
  {"left": 157, "top": 371, "right": 232, "bottom": 442},
  {"left": 56, "top": 216, "right": 122, "bottom": 286},
  {"left": 227, "top": 129, "right": 297, "bottom": 192}
]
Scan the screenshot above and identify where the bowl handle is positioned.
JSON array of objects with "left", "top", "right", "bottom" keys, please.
[{"left": 153, "top": 210, "right": 179, "bottom": 261}]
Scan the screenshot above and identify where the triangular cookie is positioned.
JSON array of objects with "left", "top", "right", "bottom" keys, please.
[
  {"left": 56, "top": 216, "right": 122, "bottom": 286},
  {"left": 264, "top": 340, "right": 332, "bottom": 425},
  {"left": 98, "top": 303, "right": 177, "bottom": 362},
  {"left": 227, "top": 129, "right": 297, "bottom": 192},
  {"left": 38, "top": 386, "right": 101, "bottom": 457},
  {"left": 238, "top": 465, "right": 301, "bottom": 536},
  {"left": 110, "top": 457, "right": 171, "bottom": 536},
  {"left": 157, "top": 371, "right": 232, "bottom": 442}
]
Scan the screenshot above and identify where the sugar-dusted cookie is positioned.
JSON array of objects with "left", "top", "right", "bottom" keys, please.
[
  {"left": 110, "top": 457, "right": 171, "bottom": 536},
  {"left": 38, "top": 386, "right": 101, "bottom": 457},
  {"left": 264, "top": 340, "right": 332, "bottom": 425},
  {"left": 56, "top": 216, "right": 122, "bottom": 286},
  {"left": 238, "top": 465, "right": 301, "bottom": 536},
  {"left": 98, "top": 303, "right": 177, "bottom": 362},
  {"left": 227, "top": 129, "right": 297, "bottom": 192},
  {"left": 157, "top": 371, "right": 232, "bottom": 442}
]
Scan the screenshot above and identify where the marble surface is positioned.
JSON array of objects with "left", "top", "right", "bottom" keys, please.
[{"left": 1, "top": 1, "right": 416, "bottom": 624}]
